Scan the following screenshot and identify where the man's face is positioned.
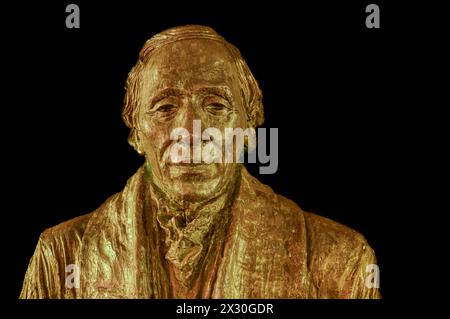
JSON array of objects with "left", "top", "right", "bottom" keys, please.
[{"left": 136, "top": 39, "right": 246, "bottom": 202}]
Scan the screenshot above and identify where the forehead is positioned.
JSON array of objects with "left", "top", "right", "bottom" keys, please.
[{"left": 142, "top": 38, "right": 239, "bottom": 91}]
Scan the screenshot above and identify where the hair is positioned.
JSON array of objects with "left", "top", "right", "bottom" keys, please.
[{"left": 121, "top": 25, "right": 264, "bottom": 152}]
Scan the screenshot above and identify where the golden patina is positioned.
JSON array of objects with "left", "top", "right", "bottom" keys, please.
[{"left": 20, "top": 25, "right": 380, "bottom": 299}]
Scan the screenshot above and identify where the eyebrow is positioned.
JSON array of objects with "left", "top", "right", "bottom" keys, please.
[
  {"left": 195, "top": 86, "right": 233, "bottom": 102},
  {"left": 150, "top": 88, "right": 185, "bottom": 107}
]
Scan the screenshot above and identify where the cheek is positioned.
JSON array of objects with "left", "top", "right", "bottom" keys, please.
[{"left": 139, "top": 117, "right": 170, "bottom": 154}]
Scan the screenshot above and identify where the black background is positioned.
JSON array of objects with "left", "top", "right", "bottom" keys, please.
[{"left": 2, "top": 0, "right": 426, "bottom": 315}]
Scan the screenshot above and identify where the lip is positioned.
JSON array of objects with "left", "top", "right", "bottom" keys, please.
[{"left": 168, "top": 162, "right": 217, "bottom": 179}]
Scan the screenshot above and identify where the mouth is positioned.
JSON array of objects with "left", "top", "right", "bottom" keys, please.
[
  {"left": 167, "top": 162, "right": 219, "bottom": 180},
  {"left": 168, "top": 163, "right": 214, "bottom": 173}
]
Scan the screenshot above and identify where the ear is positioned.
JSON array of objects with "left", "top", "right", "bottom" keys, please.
[{"left": 128, "top": 129, "right": 145, "bottom": 156}]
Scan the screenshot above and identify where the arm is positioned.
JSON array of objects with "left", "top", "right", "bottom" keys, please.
[{"left": 19, "top": 233, "right": 62, "bottom": 299}]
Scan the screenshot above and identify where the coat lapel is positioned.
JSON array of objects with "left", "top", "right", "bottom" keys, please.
[
  {"left": 80, "top": 167, "right": 152, "bottom": 298},
  {"left": 213, "top": 170, "right": 309, "bottom": 298}
]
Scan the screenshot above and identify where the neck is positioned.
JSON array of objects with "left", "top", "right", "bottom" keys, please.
[{"left": 145, "top": 163, "right": 241, "bottom": 223}]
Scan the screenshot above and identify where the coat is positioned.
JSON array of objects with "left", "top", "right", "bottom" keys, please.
[{"left": 20, "top": 166, "right": 380, "bottom": 299}]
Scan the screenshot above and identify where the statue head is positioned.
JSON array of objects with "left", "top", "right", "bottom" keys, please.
[{"left": 122, "top": 25, "right": 264, "bottom": 204}]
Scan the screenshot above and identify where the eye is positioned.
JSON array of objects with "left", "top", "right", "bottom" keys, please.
[
  {"left": 204, "top": 98, "right": 232, "bottom": 117},
  {"left": 157, "top": 104, "right": 177, "bottom": 113},
  {"left": 153, "top": 104, "right": 178, "bottom": 121},
  {"left": 147, "top": 97, "right": 180, "bottom": 121}
]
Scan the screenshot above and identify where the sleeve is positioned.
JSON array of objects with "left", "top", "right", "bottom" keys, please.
[
  {"left": 348, "top": 238, "right": 381, "bottom": 299},
  {"left": 19, "top": 233, "right": 62, "bottom": 299}
]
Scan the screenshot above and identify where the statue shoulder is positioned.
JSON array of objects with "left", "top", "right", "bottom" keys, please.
[
  {"left": 241, "top": 169, "right": 370, "bottom": 250},
  {"left": 20, "top": 213, "right": 94, "bottom": 299},
  {"left": 302, "top": 211, "right": 368, "bottom": 247},
  {"left": 273, "top": 191, "right": 372, "bottom": 253},
  {"left": 39, "top": 191, "right": 121, "bottom": 244},
  {"left": 301, "top": 212, "right": 379, "bottom": 298},
  {"left": 40, "top": 213, "right": 92, "bottom": 245}
]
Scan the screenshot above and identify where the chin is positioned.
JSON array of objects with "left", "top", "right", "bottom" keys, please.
[
  {"left": 155, "top": 164, "right": 240, "bottom": 204},
  {"left": 172, "top": 178, "right": 223, "bottom": 202}
]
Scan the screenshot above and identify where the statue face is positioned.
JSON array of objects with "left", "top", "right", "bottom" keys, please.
[{"left": 136, "top": 39, "right": 246, "bottom": 202}]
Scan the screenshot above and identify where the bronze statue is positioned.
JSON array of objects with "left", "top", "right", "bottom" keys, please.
[{"left": 20, "top": 25, "right": 380, "bottom": 299}]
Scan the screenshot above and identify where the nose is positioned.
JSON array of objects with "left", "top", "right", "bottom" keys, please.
[
  {"left": 170, "top": 100, "right": 207, "bottom": 163},
  {"left": 173, "top": 98, "right": 206, "bottom": 138}
]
